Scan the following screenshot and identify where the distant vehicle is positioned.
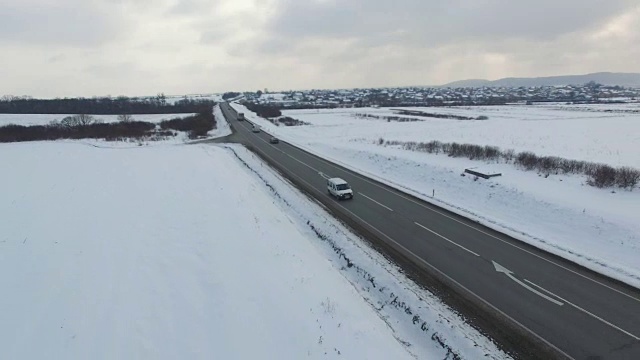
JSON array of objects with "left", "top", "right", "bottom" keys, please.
[
  {"left": 252, "top": 125, "right": 260, "bottom": 133},
  {"left": 269, "top": 136, "right": 279, "bottom": 144},
  {"left": 238, "top": 113, "right": 245, "bottom": 121},
  {"left": 327, "top": 178, "right": 353, "bottom": 200}
]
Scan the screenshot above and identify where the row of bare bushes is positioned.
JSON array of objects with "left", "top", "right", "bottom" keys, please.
[
  {"left": 354, "top": 113, "right": 424, "bottom": 122},
  {"left": 159, "top": 111, "right": 215, "bottom": 138},
  {"left": 242, "top": 102, "right": 282, "bottom": 118},
  {"left": 393, "top": 109, "right": 485, "bottom": 120},
  {"left": 380, "top": 139, "right": 640, "bottom": 190},
  {"left": 0, "top": 119, "right": 158, "bottom": 142},
  {"left": 277, "top": 116, "right": 308, "bottom": 126},
  {"left": 0, "top": 111, "right": 216, "bottom": 142}
]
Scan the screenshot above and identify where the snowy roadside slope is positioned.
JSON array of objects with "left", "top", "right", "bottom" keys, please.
[
  {"left": 209, "top": 103, "right": 231, "bottom": 138},
  {"left": 0, "top": 142, "right": 420, "bottom": 360},
  {"left": 224, "top": 144, "right": 509, "bottom": 360},
  {"left": 230, "top": 102, "right": 640, "bottom": 288}
]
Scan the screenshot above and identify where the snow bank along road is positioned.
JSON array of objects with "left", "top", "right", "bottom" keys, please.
[{"left": 216, "top": 103, "right": 640, "bottom": 360}]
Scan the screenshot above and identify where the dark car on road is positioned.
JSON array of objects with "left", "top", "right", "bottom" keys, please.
[{"left": 269, "top": 136, "right": 279, "bottom": 144}]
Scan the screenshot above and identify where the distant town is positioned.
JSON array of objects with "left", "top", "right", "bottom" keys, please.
[{"left": 239, "top": 82, "right": 640, "bottom": 109}]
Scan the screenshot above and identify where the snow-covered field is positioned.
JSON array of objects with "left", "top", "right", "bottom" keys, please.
[
  {"left": 0, "top": 140, "right": 507, "bottom": 359},
  {"left": 276, "top": 104, "right": 640, "bottom": 168},
  {"left": 0, "top": 113, "right": 196, "bottom": 127},
  {"left": 231, "top": 102, "right": 640, "bottom": 288}
]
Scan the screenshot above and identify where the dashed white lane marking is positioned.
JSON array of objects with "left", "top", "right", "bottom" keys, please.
[
  {"left": 359, "top": 192, "right": 394, "bottom": 211},
  {"left": 414, "top": 222, "right": 480, "bottom": 257}
]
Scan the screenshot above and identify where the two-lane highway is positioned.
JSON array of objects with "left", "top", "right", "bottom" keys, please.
[{"left": 216, "top": 102, "right": 640, "bottom": 359}]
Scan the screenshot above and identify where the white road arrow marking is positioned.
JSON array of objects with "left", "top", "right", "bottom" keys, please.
[
  {"left": 318, "top": 172, "right": 330, "bottom": 180},
  {"left": 492, "top": 261, "right": 564, "bottom": 306}
]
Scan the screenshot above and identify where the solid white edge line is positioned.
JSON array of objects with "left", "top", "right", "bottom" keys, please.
[
  {"left": 221, "top": 109, "right": 575, "bottom": 359},
  {"left": 524, "top": 279, "right": 640, "bottom": 341},
  {"left": 414, "top": 222, "right": 480, "bottom": 257},
  {"left": 358, "top": 192, "right": 394, "bottom": 211}
]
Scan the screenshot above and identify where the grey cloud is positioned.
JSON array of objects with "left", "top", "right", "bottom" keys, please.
[
  {"left": 168, "top": 0, "right": 221, "bottom": 16},
  {"left": 264, "top": 0, "right": 636, "bottom": 48},
  {"left": 200, "top": 26, "right": 235, "bottom": 44},
  {"left": 214, "top": 0, "right": 640, "bottom": 90},
  {"left": 0, "top": 1, "right": 128, "bottom": 46},
  {"left": 84, "top": 62, "right": 138, "bottom": 78},
  {"left": 1, "top": 0, "right": 639, "bottom": 97},
  {"left": 47, "top": 54, "right": 66, "bottom": 63}
]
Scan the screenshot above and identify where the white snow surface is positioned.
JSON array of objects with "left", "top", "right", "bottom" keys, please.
[
  {"left": 0, "top": 141, "right": 508, "bottom": 360},
  {"left": 209, "top": 104, "right": 231, "bottom": 138},
  {"left": 277, "top": 104, "right": 640, "bottom": 168},
  {"left": 0, "top": 113, "right": 196, "bottom": 127},
  {"left": 231, "top": 102, "right": 640, "bottom": 288}
]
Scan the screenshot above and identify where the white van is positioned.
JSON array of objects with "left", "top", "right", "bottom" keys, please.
[{"left": 327, "top": 178, "right": 353, "bottom": 200}]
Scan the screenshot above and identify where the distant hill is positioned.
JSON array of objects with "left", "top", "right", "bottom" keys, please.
[{"left": 442, "top": 72, "right": 640, "bottom": 88}]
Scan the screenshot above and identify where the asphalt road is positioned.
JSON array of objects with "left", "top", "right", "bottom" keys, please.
[{"left": 216, "top": 103, "right": 640, "bottom": 360}]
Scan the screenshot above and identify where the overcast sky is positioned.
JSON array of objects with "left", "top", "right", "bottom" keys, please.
[{"left": 1, "top": 0, "right": 639, "bottom": 97}]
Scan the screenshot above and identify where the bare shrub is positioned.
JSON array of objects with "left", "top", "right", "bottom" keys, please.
[
  {"left": 584, "top": 162, "right": 601, "bottom": 176},
  {"left": 560, "top": 159, "right": 578, "bottom": 173},
  {"left": 448, "top": 142, "right": 462, "bottom": 157},
  {"left": 403, "top": 141, "right": 418, "bottom": 151},
  {"left": 77, "top": 114, "right": 96, "bottom": 126},
  {"left": 61, "top": 114, "right": 96, "bottom": 128},
  {"left": 616, "top": 167, "right": 640, "bottom": 190},
  {"left": 427, "top": 140, "right": 441, "bottom": 154},
  {"left": 278, "top": 116, "right": 308, "bottom": 126},
  {"left": 515, "top": 152, "right": 538, "bottom": 170},
  {"left": 243, "top": 102, "right": 281, "bottom": 118},
  {"left": 588, "top": 164, "right": 617, "bottom": 188},
  {"left": 118, "top": 114, "right": 134, "bottom": 122},
  {"left": 572, "top": 160, "right": 588, "bottom": 174},
  {"left": 60, "top": 115, "right": 79, "bottom": 128},
  {"left": 538, "top": 156, "right": 561, "bottom": 175},
  {"left": 484, "top": 145, "right": 500, "bottom": 161},
  {"left": 160, "top": 111, "right": 215, "bottom": 137},
  {"left": 503, "top": 149, "right": 515, "bottom": 162}
]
